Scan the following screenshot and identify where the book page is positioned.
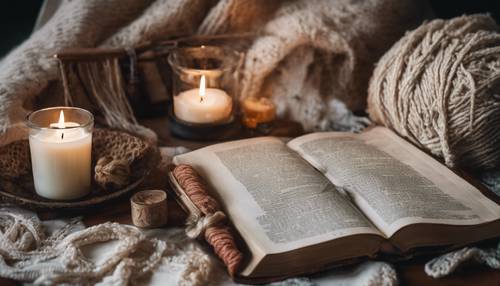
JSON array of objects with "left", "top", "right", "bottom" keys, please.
[
  {"left": 174, "top": 137, "right": 381, "bottom": 254},
  {"left": 288, "top": 128, "right": 500, "bottom": 237}
]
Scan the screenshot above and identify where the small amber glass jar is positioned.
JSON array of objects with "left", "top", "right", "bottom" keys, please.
[{"left": 241, "top": 97, "right": 276, "bottom": 134}]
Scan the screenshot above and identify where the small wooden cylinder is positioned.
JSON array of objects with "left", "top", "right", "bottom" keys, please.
[{"left": 130, "top": 190, "right": 168, "bottom": 228}]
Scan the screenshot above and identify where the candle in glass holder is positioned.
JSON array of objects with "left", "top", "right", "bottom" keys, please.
[
  {"left": 174, "top": 75, "right": 232, "bottom": 124},
  {"left": 241, "top": 97, "right": 276, "bottom": 129},
  {"left": 27, "top": 107, "right": 93, "bottom": 200}
]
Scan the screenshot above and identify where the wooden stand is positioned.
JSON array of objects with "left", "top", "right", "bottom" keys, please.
[{"left": 130, "top": 190, "right": 168, "bottom": 228}]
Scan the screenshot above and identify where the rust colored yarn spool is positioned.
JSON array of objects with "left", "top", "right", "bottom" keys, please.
[
  {"left": 130, "top": 190, "right": 168, "bottom": 228},
  {"left": 172, "top": 164, "right": 243, "bottom": 276}
]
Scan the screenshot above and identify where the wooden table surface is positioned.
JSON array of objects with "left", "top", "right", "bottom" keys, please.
[{"left": 2, "top": 116, "right": 500, "bottom": 285}]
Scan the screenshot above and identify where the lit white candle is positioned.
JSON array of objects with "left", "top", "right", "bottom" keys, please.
[
  {"left": 29, "top": 110, "right": 92, "bottom": 200},
  {"left": 174, "top": 75, "right": 232, "bottom": 124}
]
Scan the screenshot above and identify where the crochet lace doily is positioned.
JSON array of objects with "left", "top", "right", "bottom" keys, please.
[{"left": 425, "top": 242, "right": 500, "bottom": 278}]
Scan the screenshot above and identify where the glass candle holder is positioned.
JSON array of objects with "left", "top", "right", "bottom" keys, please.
[
  {"left": 241, "top": 97, "right": 277, "bottom": 134},
  {"left": 168, "top": 45, "right": 241, "bottom": 132},
  {"left": 27, "top": 107, "right": 94, "bottom": 200}
]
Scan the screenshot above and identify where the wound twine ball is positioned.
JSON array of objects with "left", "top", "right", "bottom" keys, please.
[{"left": 368, "top": 15, "right": 500, "bottom": 170}]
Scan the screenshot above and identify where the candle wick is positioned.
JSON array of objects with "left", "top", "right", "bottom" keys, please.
[
  {"left": 61, "top": 132, "right": 64, "bottom": 140},
  {"left": 200, "top": 97, "right": 204, "bottom": 103}
]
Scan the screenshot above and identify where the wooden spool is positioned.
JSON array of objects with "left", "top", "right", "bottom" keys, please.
[{"left": 130, "top": 190, "right": 168, "bottom": 228}]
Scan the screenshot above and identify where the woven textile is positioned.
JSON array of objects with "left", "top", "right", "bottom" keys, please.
[{"left": 0, "top": 0, "right": 430, "bottom": 141}]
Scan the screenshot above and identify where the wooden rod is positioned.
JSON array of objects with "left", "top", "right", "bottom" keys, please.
[{"left": 53, "top": 33, "right": 256, "bottom": 62}]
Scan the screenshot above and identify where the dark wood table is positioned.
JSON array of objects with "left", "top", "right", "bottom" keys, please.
[{"left": 2, "top": 116, "right": 500, "bottom": 285}]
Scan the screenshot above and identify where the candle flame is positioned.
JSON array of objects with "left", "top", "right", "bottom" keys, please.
[
  {"left": 57, "top": 111, "right": 66, "bottom": 129},
  {"left": 199, "top": 75, "right": 206, "bottom": 103},
  {"left": 57, "top": 111, "right": 65, "bottom": 140}
]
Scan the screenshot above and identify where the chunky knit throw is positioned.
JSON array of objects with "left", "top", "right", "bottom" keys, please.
[{"left": 0, "top": 0, "right": 430, "bottom": 142}]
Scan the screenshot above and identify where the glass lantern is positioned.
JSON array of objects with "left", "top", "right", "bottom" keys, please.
[{"left": 168, "top": 45, "right": 241, "bottom": 140}]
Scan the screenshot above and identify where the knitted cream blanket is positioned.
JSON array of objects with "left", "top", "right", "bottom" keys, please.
[{"left": 0, "top": 0, "right": 431, "bottom": 144}]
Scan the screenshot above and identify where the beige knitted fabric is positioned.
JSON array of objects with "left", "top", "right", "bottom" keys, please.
[
  {"left": 0, "top": 0, "right": 430, "bottom": 139},
  {"left": 238, "top": 0, "right": 431, "bottom": 130}
]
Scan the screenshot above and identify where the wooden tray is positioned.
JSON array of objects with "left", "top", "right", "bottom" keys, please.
[{"left": 0, "top": 176, "right": 146, "bottom": 210}]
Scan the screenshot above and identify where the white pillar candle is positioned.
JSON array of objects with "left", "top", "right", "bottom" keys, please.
[
  {"left": 174, "top": 75, "right": 232, "bottom": 124},
  {"left": 29, "top": 110, "right": 92, "bottom": 200}
]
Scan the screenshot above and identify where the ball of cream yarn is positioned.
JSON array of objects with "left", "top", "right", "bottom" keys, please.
[{"left": 368, "top": 15, "right": 500, "bottom": 170}]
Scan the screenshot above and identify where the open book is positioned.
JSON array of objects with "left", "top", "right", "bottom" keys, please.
[{"left": 172, "top": 127, "right": 500, "bottom": 280}]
